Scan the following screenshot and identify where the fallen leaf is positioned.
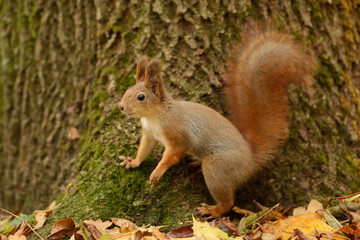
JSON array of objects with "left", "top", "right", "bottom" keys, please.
[
  {"left": 260, "top": 232, "right": 277, "bottom": 240},
  {"left": 74, "top": 232, "right": 84, "bottom": 240},
  {"left": 316, "top": 210, "right": 342, "bottom": 232},
  {"left": 111, "top": 218, "right": 138, "bottom": 233},
  {"left": 83, "top": 220, "right": 112, "bottom": 231},
  {"left": 98, "top": 235, "right": 111, "bottom": 240},
  {"left": 293, "top": 207, "right": 307, "bottom": 216},
  {"left": 33, "top": 212, "right": 48, "bottom": 230},
  {"left": 263, "top": 212, "right": 334, "bottom": 239},
  {"left": 307, "top": 199, "right": 323, "bottom": 213},
  {"left": 341, "top": 206, "right": 360, "bottom": 224},
  {"left": 83, "top": 223, "right": 101, "bottom": 240},
  {"left": 0, "top": 216, "right": 12, "bottom": 233},
  {"left": 68, "top": 127, "right": 80, "bottom": 140},
  {"left": 192, "top": 217, "right": 243, "bottom": 240},
  {"left": 70, "top": 231, "right": 84, "bottom": 240},
  {"left": 8, "top": 235, "right": 26, "bottom": 240},
  {"left": 12, "top": 223, "right": 27, "bottom": 237},
  {"left": 165, "top": 225, "right": 193, "bottom": 238},
  {"left": 211, "top": 217, "right": 241, "bottom": 236},
  {"left": 0, "top": 233, "right": 8, "bottom": 240},
  {"left": 253, "top": 202, "right": 284, "bottom": 221},
  {"left": 47, "top": 218, "right": 75, "bottom": 239},
  {"left": 293, "top": 228, "right": 308, "bottom": 240},
  {"left": 337, "top": 222, "right": 360, "bottom": 239},
  {"left": 99, "top": 228, "right": 121, "bottom": 238}
]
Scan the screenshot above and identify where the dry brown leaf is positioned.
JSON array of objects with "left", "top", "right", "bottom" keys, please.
[
  {"left": 210, "top": 217, "right": 241, "bottom": 236},
  {"left": 47, "top": 218, "right": 75, "bottom": 239},
  {"left": 341, "top": 206, "right": 360, "bottom": 224},
  {"left": 293, "top": 207, "right": 307, "bottom": 216},
  {"left": 74, "top": 232, "right": 84, "bottom": 240},
  {"left": 83, "top": 220, "right": 112, "bottom": 231},
  {"left": 259, "top": 232, "right": 277, "bottom": 240},
  {"left": 0, "top": 233, "right": 8, "bottom": 240},
  {"left": 68, "top": 127, "right": 80, "bottom": 140},
  {"left": 253, "top": 201, "right": 285, "bottom": 220},
  {"left": 111, "top": 218, "right": 138, "bottom": 233},
  {"left": 8, "top": 235, "right": 26, "bottom": 240},
  {"left": 307, "top": 199, "right": 323, "bottom": 213},
  {"left": 33, "top": 212, "right": 48, "bottom": 230},
  {"left": 83, "top": 223, "right": 102, "bottom": 240},
  {"left": 100, "top": 228, "right": 121, "bottom": 238},
  {"left": 165, "top": 225, "right": 193, "bottom": 238},
  {"left": 293, "top": 228, "right": 308, "bottom": 240},
  {"left": 12, "top": 223, "right": 27, "bottom": 237},
  {"left": 337, "top": 223, "right": 360, "bottom": 238}
]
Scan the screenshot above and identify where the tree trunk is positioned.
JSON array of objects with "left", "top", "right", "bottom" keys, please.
[{"left": 1, "top": 0, "right": 360, "bottom": 231}]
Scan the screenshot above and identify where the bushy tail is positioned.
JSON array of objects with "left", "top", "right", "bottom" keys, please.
[{"left": 224, "top": 25, "right": 316, "bottom": 163}]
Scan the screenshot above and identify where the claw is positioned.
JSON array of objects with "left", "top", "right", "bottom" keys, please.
[
  {"left": 195, "top": 203, "right": 221, "bottom": 219},
  {"left": 149, "top": 167, "right": 165, "bottom": 188},
  {"left": 119, "top": 156, "right": 140, "bottom": 169}
]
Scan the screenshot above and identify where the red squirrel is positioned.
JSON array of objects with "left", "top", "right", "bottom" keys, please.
[{"left": 118, "top": 26, "right": 316, "bottom": 218}]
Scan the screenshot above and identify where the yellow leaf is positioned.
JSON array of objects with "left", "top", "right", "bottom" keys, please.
[
  {"left": 264, "top": 212, "right": 334, "bottom": 240},
  {"left": 192, "top": 217, "right": 243, "bottom": 240},
  {"left": 97, "top": 234, "right": 110, "bottom": 240}
]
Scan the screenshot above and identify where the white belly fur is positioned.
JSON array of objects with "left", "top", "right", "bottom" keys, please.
[{"left": 141, "top": 117, "right": 166, "bottom": 145}]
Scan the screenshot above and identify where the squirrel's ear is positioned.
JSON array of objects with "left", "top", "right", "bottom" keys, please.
[
  {"left": 136, "top": 56, "right": 148, "bottom": 82},
  {"left": 145, "top": 59, "right": 164, "bottom": 97}
]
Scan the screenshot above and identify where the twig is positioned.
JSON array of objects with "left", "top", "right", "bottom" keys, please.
[
  {"left": 245, "top": 203, "right": 280, "bottom": 229},
  {"left": 325, "top": 191, "right": 360, "bottom": 208},
  {"left": 0, "top": 208, "right": 45, "bottom": 240}
]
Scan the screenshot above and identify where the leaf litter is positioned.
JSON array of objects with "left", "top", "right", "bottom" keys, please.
[{"left": 1, "top": 192, "right": 360, "bottom": 239}]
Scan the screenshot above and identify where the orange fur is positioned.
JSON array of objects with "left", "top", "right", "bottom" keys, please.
[{"left": 225, "top": 25, "right": 316, "bottom": 162}]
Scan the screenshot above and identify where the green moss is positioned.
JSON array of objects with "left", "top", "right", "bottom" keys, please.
[
  {"left": 307, "top": 0, "right": 323, "bottom": 24},
  {"left": 319, "top": 182, "right": 335, "bottom": 197},
  {"left": 117, "top": 71, "right": 136, "bottom": 93},
  {"left": 0, "top": 77, "right": 3, "bottom": 125},
  {"left": 314, "top": 151, "right": 328, "bottom": 165},
  {"left": 291, "top": 0, "right": 300, "bottom": 14},
  {"left": 276, "top": 15, "right": 287, "bottom": 31},
  {"left": 246, "top": 3, "right": 261, "bottom": 20},
  {"left": 316, "top": 64, "right": 332, "bottom": 90}
]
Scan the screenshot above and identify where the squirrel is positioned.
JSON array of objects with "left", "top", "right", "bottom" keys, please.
[{"left": 118, "top": 26, "right": 316, "bottom": 218}]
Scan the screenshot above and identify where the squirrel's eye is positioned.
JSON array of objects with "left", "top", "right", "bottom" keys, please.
[{"left": 137, "top": 94, "right": 145, "bottom": 101}]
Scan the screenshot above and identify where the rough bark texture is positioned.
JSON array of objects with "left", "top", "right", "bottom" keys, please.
[{"left": 1, "top": 0, "right": 360, "bottom": 232}]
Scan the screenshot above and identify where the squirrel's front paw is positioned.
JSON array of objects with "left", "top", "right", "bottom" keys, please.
[
  {"left": 149, "top": 167, "right": 166, "bottom": 189},
  {"left": 119, "top": 156, "right": 140, "bottom": 169}
]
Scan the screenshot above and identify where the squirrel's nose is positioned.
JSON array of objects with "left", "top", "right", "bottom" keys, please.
[{"left": 118, "top": 103, "right": 124, "bottom": 112}]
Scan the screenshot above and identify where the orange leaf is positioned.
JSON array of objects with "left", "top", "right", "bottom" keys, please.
[
  {"left": 8, "top": 235, "right": 26, "bottom": 240},
  {"left": 83, "top": 220, "right": 111, "bottom": 231},
  {"left": 47, "top": 218, "right": 75, "bottom": 239},
  {"left": 68, "top": 127, "right": 80, "bottom": 140},
  {"left": 111, "top": 218, "right": 138, "bottom": 233}
]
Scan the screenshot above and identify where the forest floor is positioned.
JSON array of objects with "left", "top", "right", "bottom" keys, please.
[{"left": 1, "top": 190, "right": 360, "bottom": 240}]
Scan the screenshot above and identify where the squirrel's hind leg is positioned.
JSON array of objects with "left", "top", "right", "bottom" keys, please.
[{"left": 195, "top": 154, "right": 236, "bottom": 218}]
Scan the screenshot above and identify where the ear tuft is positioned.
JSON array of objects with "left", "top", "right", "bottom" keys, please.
[
  {"left": 145, "top": 59, "right": 163, "bottom": 96},
  {"left": 136, "top": 56, "right": 148, "bottom": 82}
]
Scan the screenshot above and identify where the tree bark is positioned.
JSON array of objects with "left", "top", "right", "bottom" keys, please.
[{"left": 1, "top": 0, "right": 360, "bottom": 231}]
